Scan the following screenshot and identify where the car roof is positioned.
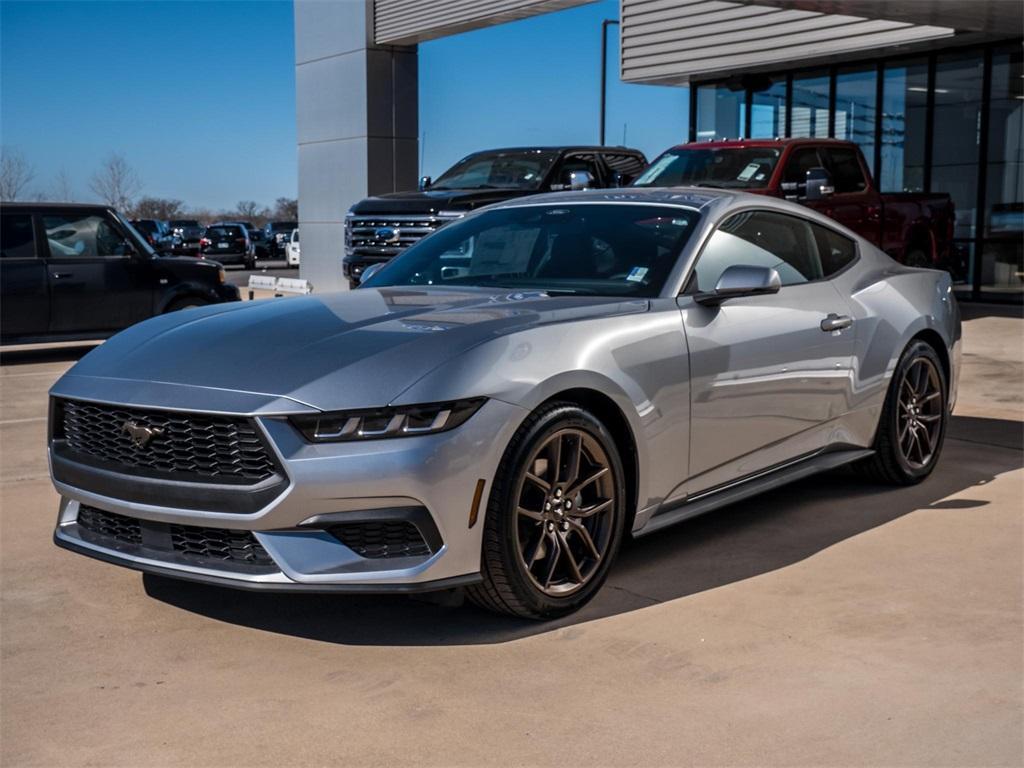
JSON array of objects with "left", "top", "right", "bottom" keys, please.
[
  {"left": 666, "top": 138, "right": 859, "bottom": 151},
  {"left": 490, "top": 186, "right": 735, "bottom": 211},
  {"left": 1, "top": 201, "right": 112, "bottom": 211},
  {"left": 463, "top": 146, "right": 645, "bottom": 156}
]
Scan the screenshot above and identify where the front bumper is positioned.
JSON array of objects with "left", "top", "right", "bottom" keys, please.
[{"left": 51, "top": 397, "right": 527, "bottom": 592}]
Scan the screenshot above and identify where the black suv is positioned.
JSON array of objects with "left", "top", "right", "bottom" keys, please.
[
  {"left": 200, "top": 223, "right": 255, "bottom": 268},
  {"left": 343, "top": 146, "right": 647, "bottom": 287},
  {"left": 1, "top": 203, "right": 240, "bottom": 345},
  {"left": 265, "top": 221, "right": 298, "bottom": 259},
  {"left": 129, "top": 219, "right": 176, "bottom": 252},
  {"left": 167, "top": 219, "right": 204, "bottom": 254}
]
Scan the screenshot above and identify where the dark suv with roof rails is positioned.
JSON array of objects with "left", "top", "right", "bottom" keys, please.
[
  {"left": 1, "top": 202, "right": 239, "bottom": 345},
  {"left": 343, "top": 145, "right": 647, "bottom": 287}
]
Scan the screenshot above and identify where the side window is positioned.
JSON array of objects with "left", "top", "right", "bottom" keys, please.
[
  {"left": 811, "top": 222, "right": 858, "bottom": 276},
  {"left": 692, "top": 210, "right": 823, "bottom": 291},
  {"left": 551, "top": 154, "right": 602, "bottom": 190},
  {"left": 601, "top": 152, "right": 646, "bottom": 185},
  {"left": 822, "top": 148, "right": 868, "bottom": 193},
  {"left": 41, "top": 215, "right": 131, "bottom": 258},
  {"left": 782, "top": 147, "right": 822, "bottom": 185},
  {"left": 0, "top": 214, "right": 36, "bottom": 259}
]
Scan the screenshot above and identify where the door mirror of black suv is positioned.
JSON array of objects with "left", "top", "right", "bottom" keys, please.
[
  {"left": 695, "top": 265, "right": 782, "bottom": 306},
  {"left": 804, "top": 167, "right": 834, "bottom": 201},
  {"left": 568, "top": 169, "right": 594, "bottom": 191},
  {"left": 419, "top": 175, "right": 432, "bottom": 191}
]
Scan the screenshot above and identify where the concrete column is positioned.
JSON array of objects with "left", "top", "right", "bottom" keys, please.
[{"left": 294, "top": 0, "right": 418, "bottom": 293}]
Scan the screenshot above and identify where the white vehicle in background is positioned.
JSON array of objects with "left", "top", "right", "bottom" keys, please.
[{"left": 286, "top": 228, "right": 300, "bottom": 267}]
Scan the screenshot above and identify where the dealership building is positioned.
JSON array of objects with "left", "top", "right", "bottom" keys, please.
[{"left": 294, "top": 0, "right": 1023, "bottom": 301}]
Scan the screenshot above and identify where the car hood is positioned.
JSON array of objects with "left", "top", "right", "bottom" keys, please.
[
  {"left": 54, "top": 287, "right": 647, "bottom": 413},
  {"left": 349, "top": 188, "right": 536, "bottom": 215}
]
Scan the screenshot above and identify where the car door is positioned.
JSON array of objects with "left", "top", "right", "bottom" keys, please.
[
  {"left": 41, "top": 210, "right": 155, "bottom": 335},
  {"left": 677, "top": 208, "right": 857, "bottom": 494},
  {"left": 0, "top": 211, "right": 49, "bottom": 340}
]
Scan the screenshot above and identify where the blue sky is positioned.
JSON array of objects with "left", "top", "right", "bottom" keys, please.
[{"left": 1, "top": 0, "right": 688, "bottom": 210}]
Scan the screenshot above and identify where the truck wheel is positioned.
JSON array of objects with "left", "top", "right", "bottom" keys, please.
[
  {"left": 466, "top": 402, "right": 627, "bottom": 619},
  {"left": 164, "top": 297, "right": 209, "bottom": 313},
  {"left": 905, "top": 248, "right": 930, "bottom": 268}
]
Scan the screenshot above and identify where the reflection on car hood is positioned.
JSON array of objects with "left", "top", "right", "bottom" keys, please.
[{"left": 56, "top": 287, "right": 647, "bottom": 412}]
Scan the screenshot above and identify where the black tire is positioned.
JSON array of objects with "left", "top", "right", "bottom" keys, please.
[
  {"left": 466, "top": 402, "right": 627, "bottom": 619},
  {"left": 857, "top": 339, "right": 948, "bottom": 485},
  {"left": 164, "top": 297, "right": 209, "bottom": 313}
]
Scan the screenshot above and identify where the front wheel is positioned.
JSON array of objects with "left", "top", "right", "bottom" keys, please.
[
  {"left": 858, "top": 340, "right": 948, "bottom": 485},
  {"left": 467, "top": 402, "right": 627, "bottom": 619}
]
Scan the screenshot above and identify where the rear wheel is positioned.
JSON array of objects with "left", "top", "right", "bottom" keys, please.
[
  {"left": 467, "top": 402, "right": 626, "bottom": 619},
  {"left": 858, "top": 340, "right": 948, "bottom": 484}
]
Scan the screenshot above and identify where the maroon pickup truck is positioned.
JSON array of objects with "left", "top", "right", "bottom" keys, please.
[{"left": 634, "top": 138, "right": 955, "bottom": 269}]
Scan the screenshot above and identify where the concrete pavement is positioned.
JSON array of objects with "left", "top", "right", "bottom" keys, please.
[{"left": 1, "top": 307, "right": 1021, "bottom": 767}]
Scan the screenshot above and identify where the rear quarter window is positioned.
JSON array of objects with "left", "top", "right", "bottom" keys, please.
[{"left": 811, "top": 222, "right": 858, "bottom": 276}]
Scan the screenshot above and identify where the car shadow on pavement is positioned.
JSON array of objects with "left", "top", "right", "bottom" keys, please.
[{"left": 143, "top": 414, "right": 1023, "bottom": 646}]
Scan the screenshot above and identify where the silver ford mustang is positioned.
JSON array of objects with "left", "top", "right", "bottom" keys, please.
[{"left": 49, "top": 189, "right": 960, "bottom": 618}]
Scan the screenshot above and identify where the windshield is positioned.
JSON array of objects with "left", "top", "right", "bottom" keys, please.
[
  {"left": 430, "top": 150, "right": 558, "bottom": 191},
  {"left": 116, "top": 214, "right": 157, "bottom": 257},
  {"left": 361, "top": 204, "right": 700, "bottom": 298},
  {"left": 634, "top": 147, "right": 781, "bottom": 189}
]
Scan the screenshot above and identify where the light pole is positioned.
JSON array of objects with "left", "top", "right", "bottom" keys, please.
[{"left": 599, "top": 18, "right": 619, "bottom": 146}]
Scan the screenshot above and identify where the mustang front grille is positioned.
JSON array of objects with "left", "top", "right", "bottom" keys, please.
[
  {"left": 56, "top": 399, "right": 277, "bottom": 483},
  {"left": 329, "top": 520, "right": 432, "bottom": 559}
]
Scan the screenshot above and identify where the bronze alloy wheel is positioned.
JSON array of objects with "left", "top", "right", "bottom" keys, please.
[
  {"left": 513, "top": 428, "right": 617, "bottom": 597},
  {"left": 897, "top": 355, "right": 944, "bottom": 469}
]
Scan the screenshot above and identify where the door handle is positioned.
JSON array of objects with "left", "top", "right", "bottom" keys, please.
[
  {"left": 820, "top": 313, "right": 853, "bottom": 332},
  {"left": 51, "top": 272, "right": 74, "bottom": 279}
]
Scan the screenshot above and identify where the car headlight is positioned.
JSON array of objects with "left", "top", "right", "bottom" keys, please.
[{"left": 290, "top": 398, "right": 486, "bottom": 442}]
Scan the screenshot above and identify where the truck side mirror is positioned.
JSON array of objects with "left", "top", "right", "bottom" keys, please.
[
  {"left": 568, "top": 169, "right": 594, "bottom": 191},
  {"left": 419, "top": 175, "right": 432, "bottom": 191},
  {"left": 804, "top": 167, "right": 834, "bottom": 201}
]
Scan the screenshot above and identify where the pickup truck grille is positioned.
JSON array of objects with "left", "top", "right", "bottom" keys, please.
[
  {"left": 56, "top": 399, "right": 277, "bottom": 483},
  {"left": 345, "top": 213, "right": 461, "bottom": 258}
]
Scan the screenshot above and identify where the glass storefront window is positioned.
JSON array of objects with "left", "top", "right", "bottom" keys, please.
[
  {"left": 879, "top": 59, "right": 928, "bottom": 193},
  {"left": 695, "top": 84, "right": 745, "bottom": 140},
  {"left": 791, "top": 70, "right": 830, "bottom": 138},
  {"left": 932, "top": 51, "right": 985, "bottom": 248},
  {"left": 982, "top": 45, "right": 1024, "bottom": 293},
  {"left": 750, "top": 77, "right": 786, "bottom": 138},
  {"left": 835, "top": 66, "right": 877, "bottom": 176}
]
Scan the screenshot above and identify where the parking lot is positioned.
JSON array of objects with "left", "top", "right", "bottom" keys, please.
[{"left": 1, "top": 304, "right": 1021, "bottom": 767}]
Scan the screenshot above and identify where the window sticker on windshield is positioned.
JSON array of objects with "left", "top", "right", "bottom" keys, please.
[
  {"left": 737, "top": 163, "right": 761, "bottom": 181},
  {"left": 626, "top": 266, "right": 649, "bottom": 282}
]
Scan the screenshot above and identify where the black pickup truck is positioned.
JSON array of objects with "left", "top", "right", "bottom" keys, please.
[
  {"left": 1, "top": 203, "right": 240, "bottom": 345},
  {"left": 343, "top": 146, "right": 647, "bottom": 287}
]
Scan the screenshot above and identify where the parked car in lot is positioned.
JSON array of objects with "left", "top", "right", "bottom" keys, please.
[
  {"left": 129, "top": 219, "right": 177, "bottom": 252},
  {"left": 48, "top": 188, "right": 959, "bottom": 618},
  {"left": 343, "top": 145, "right": 648, "bottom": 287},
  {"left": 1, "top": 203, "right": 239, "bottom": 344},
  {"left": 285, "top": 228, "right": 299, "bottom": 267},
  {"left": 634, "top": 138, "right": 955, "bottom": 269},
  {"left": 199, "top": 223, "right": 255, "bottom": 268},
  {"left": 242, "top": 223, "right": 269, "bottom": 259},
  {"left": 167, "top": 219, "right": 204, "bottom": 254},
  {"left": 265, "top": 220, "right": 297, "bottom": 258}
]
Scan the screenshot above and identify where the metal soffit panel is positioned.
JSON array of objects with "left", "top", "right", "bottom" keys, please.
[
  {"left": 374, "top": 0, "right": 595, "bottom": 45},
  {"left": 620, "top": 0, "right": 958, "bottom": 84}
]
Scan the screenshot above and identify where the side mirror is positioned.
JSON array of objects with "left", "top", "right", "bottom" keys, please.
[
  {"left": 804, "top": 167, "right": 834, "bottom": 201},
  {"left": 419, "top": 175, "right": 432, "bottom": 191},
  {"left": 359, "top": 262, "right": 385, "bottom": 285},
  {"left": 695, "top": 265, "right": 781, "bottom": 306},
  {"left": 569, "top": 169, "right": 594, "bottom": 191}
]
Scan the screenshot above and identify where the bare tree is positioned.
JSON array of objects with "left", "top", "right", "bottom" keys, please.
[
  {"left": 134, "top": 196, "right": 184, "bottom": 220},
  {"left": 0, "top": 147, "right": 36, "bottom": 201},
  {"left": 51, "top": 167, "right": 74, "bottom": 202},
  {"left": 236, "top": 200, "right": 260, "bottom": 220},
  {"left": 89, "top": 153, "right": 142, "bottom": 212},
  {"left": 273, "top": 197, "right": 298, "bottom": 220}
]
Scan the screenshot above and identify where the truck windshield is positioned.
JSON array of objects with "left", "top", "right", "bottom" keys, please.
[
  {"left": 361, "top": 203, "right": 700, "bottom": 298},
  {"left": 634, "top": 147, "right": 781, "bottom": 189},
  {"left": 430, "top": 150, "right": 559, "bottom": 191}
]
